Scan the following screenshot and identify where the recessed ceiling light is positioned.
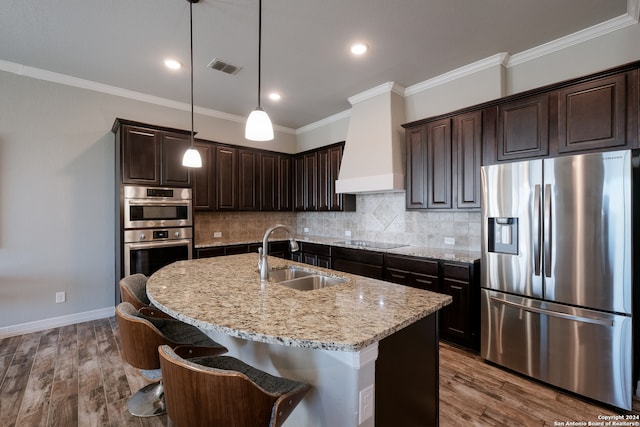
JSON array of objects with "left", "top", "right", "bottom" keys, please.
[
  {"left": 350, "top": 43, "right": 368, "bottom": 56},
  {"left": 269, "top": 92, "right": 281, "bottom": 101},
  {"left": 164, "top": 58, "right": 182, "bottom": 70}
]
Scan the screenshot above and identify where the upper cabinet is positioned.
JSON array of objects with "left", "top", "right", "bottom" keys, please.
[
  {"left": 555, "top": 72, "right": 630, "bottom": 153},
  {"left": 193, "top": 140, "right": 216, "bottom": 210},
  {"left": 404, "top": 112, "right": 481, "bottom": 211},
  {"left": 294, "top": 142, "right": 356, "bottom": 212},
  {"left": 483, "top": 64, "right": 639, "bottom": 165},
  {"left": 192, "top": 141, "right": 292, "bottom": 212},
  {"left": 113, "top": 119, "right": 191, "bottom": 187},
  {"left": 496, "top": 93, "right": 549, "bottom": 162}
]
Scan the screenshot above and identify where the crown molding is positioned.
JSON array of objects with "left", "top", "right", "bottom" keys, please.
[
  {"left": 347, "top": 82, "right": 406, "bottom": 105},
  {"left": 0, "top": 60, "right": 296, "bottom": 135},
  {"left": 296, "top": 109, "right": 351, "bottom": 135},
  {"left": 404, "top": 53, "right": 509, "bottom": 97},
  {"left": 507, "top": 12, "right": 639, "bottom": 67}
]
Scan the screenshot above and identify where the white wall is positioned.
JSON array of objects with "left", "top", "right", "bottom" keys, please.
[{"left": 0, "top": 69, "right": 293, "bottom": 333}]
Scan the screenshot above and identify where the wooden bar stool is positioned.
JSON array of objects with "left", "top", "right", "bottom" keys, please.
[
  {"left": 115, "top": 302, "right": 227, "bottom": 417},
  {"left": 159, "top": 345, "right": 311, "bottom": 427}
]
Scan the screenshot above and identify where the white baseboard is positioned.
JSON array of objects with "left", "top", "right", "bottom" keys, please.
[{"left": 0, "top": 306, "right": 115, "bottom": 339}]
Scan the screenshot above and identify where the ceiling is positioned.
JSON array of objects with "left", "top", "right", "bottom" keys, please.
[{"left": 0, "top": 0, "right": 630, "bottom": 131}]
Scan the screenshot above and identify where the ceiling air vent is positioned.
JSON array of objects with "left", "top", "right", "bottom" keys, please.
[{"left": 208, "top": 58, "right": 242, "bottom": 75}]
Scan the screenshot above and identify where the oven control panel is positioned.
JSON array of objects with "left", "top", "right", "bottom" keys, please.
[{"left": 124, "top": 227, "right": 192, "bottom": 243}]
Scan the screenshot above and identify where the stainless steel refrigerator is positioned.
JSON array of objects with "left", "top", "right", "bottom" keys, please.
[{"left": 480, "top": 149, "right": 637, "bottom": 410}]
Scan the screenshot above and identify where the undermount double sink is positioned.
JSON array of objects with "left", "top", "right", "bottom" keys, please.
[{"left": 267, "top": 266, "right": 348, "bottom": 291}]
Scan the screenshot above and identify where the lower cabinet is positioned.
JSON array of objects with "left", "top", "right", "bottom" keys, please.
[
  {"left": 331, "top": 247, "right": 384, "bottom": 280},
  {"left": 196, "top": 241, "right": 289, "bottom": 259},
  {"left": 384, "top": 254, "right": 480, "bottom": 351},
  {"left": 291, "top": 242, "right": 331, "bottom": 268},
  {"left": 439, "top": 260, "right": 480, "bottom": 351},
  {"left": 384, "top": 254, "right": 439, "bottom": 292}
]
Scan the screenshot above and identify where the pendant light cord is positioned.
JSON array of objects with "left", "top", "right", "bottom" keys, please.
[
  {"left": 190, "top": 0, "right": 195, "bottom": 146},
  {"left": 257, "top": 0, "right": 262, "bottom": 109}
]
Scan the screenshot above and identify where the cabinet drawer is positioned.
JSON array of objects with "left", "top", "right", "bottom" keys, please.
[
  {"left": 442, "top": 262, "right": 470, "bottom": 281},
  {"left": 299, "top": 242, "right": 331, "bottom": 257},
  {"left": 333, "top": 258, "right": 383, "bottom": 279},
  {"left": 385, "top": 254, "right": 438, "bottom": 276},
  {"left": 196, "top": 247, "right": 225, "bottom": 258},
  {"left": 332, "top": 246, "right": 384, "bottom": 265},
  {"left": 384, "top": 268, "right": 411, "bottom": 285},
  {"left": 413, "top": 273, "right": 439, "bottom": 292}
]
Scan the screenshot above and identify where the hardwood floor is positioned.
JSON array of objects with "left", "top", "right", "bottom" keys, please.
[{"left": 1, "top": 318, "right": 638, "bottom": 426}]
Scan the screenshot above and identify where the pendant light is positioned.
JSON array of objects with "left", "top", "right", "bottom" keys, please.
[
  {"left": 182, "top": 0, "right": 202, "bottom": 167},
  {"left": 245, "top": 0, "right": 274, "bottom": 141}
]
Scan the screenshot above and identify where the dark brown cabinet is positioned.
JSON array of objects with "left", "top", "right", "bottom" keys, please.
[
  {"left": 238, "top": 149, "right": 259, "bottom": 211},
  {"left": 294, "top": 143, "right": 355, "bottom": 212},
  {"left": 384, "top": 254, "right": 439, "bottom": 292},
  {"left": 405, "top": 125, "right": 428, "bottom": 209},
  {"left": 452, "top": 111, "right": 482, "bottom": 209},
  {"left": 291, "top": 242, "right": 331, "bottom": 268},
  {"left": 193, "top": 140, "right": 215, "bottom": 210},
  {"left": 294, "top": 152, "right": 317, "bottom": 211},
  {"left": 555, "top": 72, "right": 631, "bottom": 153},
  {"left": 196, "top": 241, "right": 289, "bottom": 259},
  {"left": 260, "top": 152, "right": 292, "bottom": 211},
  {"left": 426, "top": 118, "right": 452, "bottom": 209},
  {"left": 482, "top": 63, "right": 639, "bottom": 165},
  {"left": 404, "top": 113, "right": 481, "bottom": 210},
  {"left": 193, "top": 141, "right": 293, "bottom": 212},
  {"left": 497, "top": 93, "right": 549, "bottom": 161},
  {"left": 215, "top": 146, "right": 238, "bottom": 210},
  {"left": 114, "top": 119, "right": 191, "bottom": 187},
  {"left": 332, "top": 246, "right": 384, "bottom": 279},
  {"left": 439, "top": 260, "right": 480, "bottom": 351}
]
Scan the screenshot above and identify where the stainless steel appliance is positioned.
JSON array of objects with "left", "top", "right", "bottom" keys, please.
[
  {"left": 118, "top": 185, "right": 193, "bottom": 288},
  {"left": 481, "top": 149, "right": 636, "bottom": 410},
  {"left": 123, "top": 227, "right": 193, "bottom": 277},
  {"left": 123, "top": 185, "right": 192, "bottom": 229}
]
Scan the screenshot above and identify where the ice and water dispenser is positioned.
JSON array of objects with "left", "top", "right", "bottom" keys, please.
[{"left": 487, "top": 217, "right": 518, "bottom": 255}]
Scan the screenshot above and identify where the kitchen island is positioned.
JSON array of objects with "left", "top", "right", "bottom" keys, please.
[{"left": 147, "top": 253, "right": 452, "bottom": 426}]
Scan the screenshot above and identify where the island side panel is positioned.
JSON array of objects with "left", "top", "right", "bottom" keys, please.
[{"left": 375, "top": 313, "right": 439, "bottom": 426}]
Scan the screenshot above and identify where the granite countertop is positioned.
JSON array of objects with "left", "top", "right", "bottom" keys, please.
[
  {"left": 196, "top": 234, "right": 481, "bottom": 264},
  {"left": 147, "top": 253, "right": 452, "bottom": 352}
]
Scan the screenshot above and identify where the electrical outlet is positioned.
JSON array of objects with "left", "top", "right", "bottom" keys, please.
[
  {"left": 213, "top": 231, "right": 222, "bottom": 238},
  {"left": 444, "top": 237, "right": 455, "bottom": 245},
  {"left": 345, "top": 230, "right": 351, "bottom": 237},
  {"left": 303, "top": 227, "right": 310, "bottom": 233},
  {"left": 359, "top": 385, "right": 374, "bottom": 423},
  {"left": 55, "top": 292, "right": 66, "bottom": 303}
]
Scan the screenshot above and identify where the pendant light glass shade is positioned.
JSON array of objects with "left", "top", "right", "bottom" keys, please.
[
  {"left": 182, "top": 0, "right": 202, "bottom": 168},
  {"left": 245, "top": 0, "right": 274, "bottom": 141},
  {"left": 245, "top": 107, "right": 274, "bottom": 141},
  {"left": 182, "top": 146, "right": 202, "bottom": 167}
]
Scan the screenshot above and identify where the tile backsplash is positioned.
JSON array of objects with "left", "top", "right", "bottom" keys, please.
[{"left": 195, "top": 192, "right": 481, "bottom": 251}]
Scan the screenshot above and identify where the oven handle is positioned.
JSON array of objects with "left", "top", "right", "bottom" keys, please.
[
  {"left": 126, "top": 239, "right": 193, "bottom": 250},
  {"left": 126, "top": 199, "right": 192, "bottom": 207}
]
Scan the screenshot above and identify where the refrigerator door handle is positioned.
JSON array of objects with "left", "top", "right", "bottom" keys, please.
[
  {"left": 490, "top": 296, "right": 614, "bottom": 327},
  {"left": 534, "top": 184, "right": 541, "bottom": 276},
  {"left": 543, "top": 184, "right": 552, "bottom": 278}
]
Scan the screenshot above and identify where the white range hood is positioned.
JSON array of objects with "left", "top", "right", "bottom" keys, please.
[{"left": 335, "top": 82, "right": 406, "bottom": 194}]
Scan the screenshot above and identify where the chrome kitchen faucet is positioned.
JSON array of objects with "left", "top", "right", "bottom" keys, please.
[{"left": 259, "top": 224, "right": 299, "bottom": 281}]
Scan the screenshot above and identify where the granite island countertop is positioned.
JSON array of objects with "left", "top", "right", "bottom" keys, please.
[
  {"left": 147, "top": 253, "right": 452, "bottom": 352},
  {"left": 196, "top": 234, "right": 481, "bottom": 264}
]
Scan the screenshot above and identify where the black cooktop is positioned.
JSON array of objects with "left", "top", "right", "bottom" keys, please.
[{"left": 333, "top": 240, "right": 407, "bottom": 250}]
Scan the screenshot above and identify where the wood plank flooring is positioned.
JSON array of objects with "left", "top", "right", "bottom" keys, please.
[{"left": 1, "top": 318, "right": 638, "bottom": 426}]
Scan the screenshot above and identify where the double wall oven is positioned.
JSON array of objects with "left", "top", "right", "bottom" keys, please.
[{"left": 121, "top": 185, "right": 193, "bottom": 278}]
